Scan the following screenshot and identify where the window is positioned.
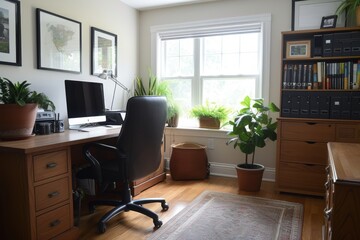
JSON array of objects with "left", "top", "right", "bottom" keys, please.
[{"left": 151, "top": 14, "right": 271, "bottom": 126}]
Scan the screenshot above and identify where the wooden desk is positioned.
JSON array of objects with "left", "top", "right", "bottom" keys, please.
[
  {"left": 0, "top": 129, "right": 165, "bottom": 240},
  {"left": 324, "top": 142, "right": 360, "bottom": 240}
]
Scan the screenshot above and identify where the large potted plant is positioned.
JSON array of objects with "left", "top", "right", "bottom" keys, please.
[
  {"left": 226, "top": 96, "right": 279, "bottom": 192},
  {"left": 0, "top": 77, "right": 55, "bottom": 140},
  {"left": 336, "top": 0, "right": 360, "bottom": 26},
  {"left": 190, "top": 102, "right": 230, "bottom": 129}
]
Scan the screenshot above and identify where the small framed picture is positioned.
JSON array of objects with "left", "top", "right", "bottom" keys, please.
[
  {"left": 36, "top": 8, "right": 82, "bottom": 73},
  {"left": 320, "top": 15, "right": 337, "bottom": 29},
  {"left": 286, "top": 40, "right": 311, "bottom": 59},
  {"left": 91, "top": 27, "right": 117, "bottom": 76}
]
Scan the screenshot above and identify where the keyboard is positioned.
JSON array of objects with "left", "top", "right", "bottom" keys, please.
[{"left": 72, "top": 125, "right": 122, "bottom": 132}]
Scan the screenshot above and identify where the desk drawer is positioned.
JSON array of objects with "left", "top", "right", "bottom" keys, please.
[
  {"left": 36, "top": 204, "right": 71, "bottom": 240},
  {"left": 281, "top": 121, "right": 335, "bottom": 141},
  {"left": 33, "top": 150, "right": 68, "bottom": 182},
  {"left": 277, "top": 162, "right": 326, "bottom": 195},
  {"left": 35, "top": 177, "right": 70, "bottom": 211},
  {"left": 280, "top": 140, "right": 328, "bottom": 165}
]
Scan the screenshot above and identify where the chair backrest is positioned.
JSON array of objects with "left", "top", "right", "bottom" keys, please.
[{"left": 116, "top": 96, "right": 167, "bottom": 181}]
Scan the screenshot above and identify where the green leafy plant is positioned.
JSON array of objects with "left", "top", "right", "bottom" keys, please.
[
  {"left": 0, "top": 77, "right": 55, "bottom": 110},
  {"left": 226, "top": 96, "right": 279, "bottom": 168},
  {"left": 190, "top": 101, "right": 230, "bottom": 123},
  {"left": 134, "top": 70, "right": 179, "bottom": 120},
  {"left": 336, "top": 0, "right": 360, "bottom": 17}
]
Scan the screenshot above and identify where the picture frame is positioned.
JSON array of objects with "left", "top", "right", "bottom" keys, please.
[
  {"left": 321, "top": 15, "right": 337, "bottom": 28},
  {"left": 91, "top": 27, "right": 117, "bottom": 76},
  {"left": 36, "top": 8, "right": 82, "bottom": 73},
  {"left": 292, "top": 0, "right": 345, "bottom": 31},
  {"left": 0, "top": 0, "right": 21, "bottom": 66},
  {"left": 286, "top": 40, "right": 311, "bottom": 59}
]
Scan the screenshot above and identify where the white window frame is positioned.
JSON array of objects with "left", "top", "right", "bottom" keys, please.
[{"left": 150, "top": 14, "right": 272, "bottom": 103}]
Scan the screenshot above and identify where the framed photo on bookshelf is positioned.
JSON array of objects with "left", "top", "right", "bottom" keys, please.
[
  {"left": 286, "top": 40, "right": 311, "bottom": 59},
  {"left": 320, "top": 15, "right": 337, "bottom": 29}
]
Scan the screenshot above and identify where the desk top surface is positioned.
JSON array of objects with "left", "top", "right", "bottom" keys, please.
[
  {"left": 0, "top": 128, "right": 120, "bottom": 154},
  {"left": 328, "top": 142, "right": 360, "bottom": 183}
]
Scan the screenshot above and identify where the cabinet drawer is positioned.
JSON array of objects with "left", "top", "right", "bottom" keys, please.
[
  {"left": 280, "top": 140, "right": 328, "bottom": 165},
  {"left": 36, "top": 204, "right": 71, "bottom": 240},
  {"left": 336, "top": 124, "right": 360, "bottom": 143},
  {"left": 33, "top": 150, "right": 68, "bottom": 182},
  {"left": 277, "top": 162, "right": 327, "bottom": 195},
  {"left": 35, "top": 177, "right": 70, "bottom": 211},
  {"left": 281, "top": 121, "right": 335, "bottom": 141}
]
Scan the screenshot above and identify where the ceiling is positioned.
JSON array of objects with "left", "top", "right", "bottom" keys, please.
[{"left": 120, "top": 0, "right": 217, "bottom": 10}]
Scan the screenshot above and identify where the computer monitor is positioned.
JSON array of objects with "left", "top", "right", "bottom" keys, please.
[{"left": 65, "top": 80, "right": 106, "bottom": 128}]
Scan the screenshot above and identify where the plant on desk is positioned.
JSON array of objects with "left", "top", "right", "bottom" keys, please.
[{"left": 0, "top": 77, "right": 55, "bottom": 140}]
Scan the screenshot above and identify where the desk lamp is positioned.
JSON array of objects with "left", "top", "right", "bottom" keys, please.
[{"left": 98, "top": 70, "right": 130, "bottom": 110}]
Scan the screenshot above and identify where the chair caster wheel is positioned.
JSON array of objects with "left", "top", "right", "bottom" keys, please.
[
  {"left": 98, "top": 222, "right": 106, "bottom": 233},
  {"left": 161, "top": 202, "right": 169, "bottom": 211},
  {"left": 154, "top": 219, "right": 163, "bottom": 229}
]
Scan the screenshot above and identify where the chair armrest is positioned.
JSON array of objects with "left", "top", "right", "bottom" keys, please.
[{"left": 82, "top": 142, "right": 119, "bottom": 184}]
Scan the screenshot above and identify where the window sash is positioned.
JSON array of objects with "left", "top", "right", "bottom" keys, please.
[{"left": 151, "top": 14, "right": 272, "bottom": 122}]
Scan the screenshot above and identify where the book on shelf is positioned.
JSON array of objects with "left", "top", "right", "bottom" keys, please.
[{"left": 282, "top": 61, "right": 360, "bottom": 90}]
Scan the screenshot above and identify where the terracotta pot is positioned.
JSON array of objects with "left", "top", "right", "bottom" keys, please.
[
  {"left": 236, "top": 163, "right": 264, "bottom": 192},
  {"left": 199, "top": 117, "right": 220, "bottom": 129},
  {"left": 0, "top": 103, "right": 38, "bottom": 140}
]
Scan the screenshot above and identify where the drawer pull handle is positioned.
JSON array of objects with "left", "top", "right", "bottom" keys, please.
[
  {"left": 324, "top": 208, "right": 332, "bottom": 220},
  {"left": 325, "top": 181, "right": 330, "bottom": 190},
  {"left": 50, "top": 219, "right": 61, "bottom": 227},
  {"left": 48, "top": 191, "right": 60, "bottom": 198},
  {"left": 46, "top": 162, "right": 57, "bottom": 169},
  {"left": 305, "top": 141, "right": 316, "bottom": 144},
  {"left": 325, "top": 166, "right": 330, "bottom": 174},
  {"left": 305, "top": 122, "right": 317, "bottom": 125}
]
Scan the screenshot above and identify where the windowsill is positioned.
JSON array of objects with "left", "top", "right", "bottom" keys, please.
[{"left": 165, "top": 125, "right": 230, "bottom": 138}]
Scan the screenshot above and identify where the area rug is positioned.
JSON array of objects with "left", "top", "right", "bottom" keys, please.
[{"left": 148, "top": 191, "right": 303, "bottom": 240}]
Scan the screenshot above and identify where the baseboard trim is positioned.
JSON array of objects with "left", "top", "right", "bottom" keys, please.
[{"left": 165, "top": 159, "right": 275, "bottom": 182}]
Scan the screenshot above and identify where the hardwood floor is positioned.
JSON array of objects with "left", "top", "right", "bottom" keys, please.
[{"left": 78, "top": 174, "right": 325, "bottom": 240}]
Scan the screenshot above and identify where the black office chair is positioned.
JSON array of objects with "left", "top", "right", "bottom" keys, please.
[{"left": 76, "top": 96, "right": 169, "bottom": 233}]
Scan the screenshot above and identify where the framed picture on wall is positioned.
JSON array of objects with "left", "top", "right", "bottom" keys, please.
[
  {"left": 292, "top": 0, "right": 345, "bottom": 30},
  {"left": 36, "top": 8, "right": 82, "bottom": 73},
  {"left": 0, "top": 0, "right": 21, "bottom": 66},
  {"left": 91, "top": 27, "right": 117, "bottom": 76}
]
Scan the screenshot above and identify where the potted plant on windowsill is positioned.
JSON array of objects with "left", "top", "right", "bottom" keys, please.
[
  {"left": 134, "top": 70, "right": 180, "bottom": 127},
  {"left": 0, "top": 77, "right": 55, "bottom": 140},
  {"left": 336, "top": 0, "right": 360, "bottom": 26},
  {"left": 226, "top": 96, "right": 279, "bottom": 192},
  {"left": 190, "top": 102, "right": 230, "bottom": 129}
]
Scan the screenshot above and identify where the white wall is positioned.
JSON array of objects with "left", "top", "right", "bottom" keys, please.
[
  {"left": 139, "top": 0, "right": 292, "bottom": 180},
  {"left": 0, "top": 0, "right": 139, "bottom": 125}
]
